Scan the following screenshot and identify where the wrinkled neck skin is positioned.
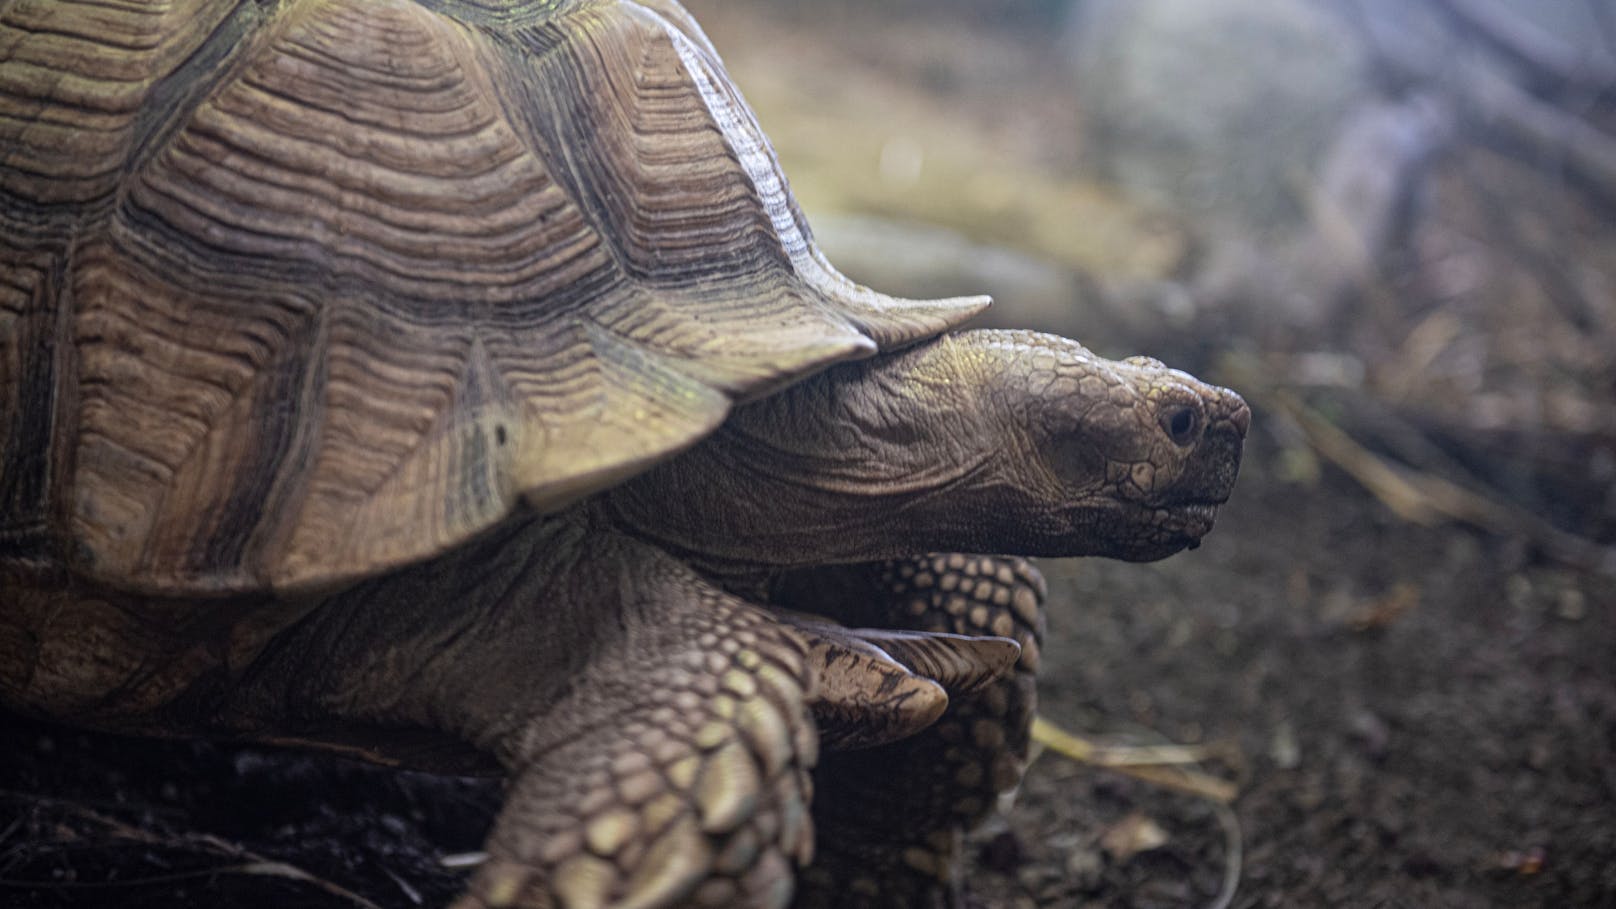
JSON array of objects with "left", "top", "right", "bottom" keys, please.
[
  {"left": 600, "top": 328, "right": 1247, "bottom": 572},
  {"left": 605, "top": 332, "right": 1012, "bottom": 569}
]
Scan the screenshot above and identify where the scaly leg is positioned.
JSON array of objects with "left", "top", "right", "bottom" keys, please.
[
  {"left": 772, "top": 554, "right": 1046, "bottom": 909},
  {"left": 224, "top": 518, "right": 1020, "bottom": 908},
  {"left": 223, "top": 518, "right": 815, "bottom": 909}
]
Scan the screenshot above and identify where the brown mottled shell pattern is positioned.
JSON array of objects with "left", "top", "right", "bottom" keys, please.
[{"left": 0, "top": 0, "right": 986, "bottom": 594}]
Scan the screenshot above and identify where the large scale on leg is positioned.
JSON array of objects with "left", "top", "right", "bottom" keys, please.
[{"left": 0, "top": 1, "right": 1249, "bottom": 907}]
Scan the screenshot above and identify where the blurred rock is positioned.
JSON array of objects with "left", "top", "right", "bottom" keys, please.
[
  {"left": 1069, "top": 0, "right": 1368, "bottom": 231},
  {"left": 1066, "top": 0, "right": 1450, "bottom": 331},
  {"left": 812, "top": 213, "right": 1233, "bottom": 353},
  {"left": 1271, "top": 720, "right": 1303, "bottom": 770},
  {"left": 1098, "top": 812, "right": 1170, "bottom": 861},
  {"left": 1349, "top": 709, "right": 1391, "bottom": 760},
  {"left": 811, "top": 213, "right": 1088, "bottom": 334}
]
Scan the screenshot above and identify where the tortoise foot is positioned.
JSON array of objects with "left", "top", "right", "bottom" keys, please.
[{"left": 773, "top": 554, "right": 1046, "bottom": 909}]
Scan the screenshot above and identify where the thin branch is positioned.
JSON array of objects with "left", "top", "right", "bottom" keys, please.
[
  {"left": 1457, "top": 59, "right": 1616, "bottom": 206},
  {"left": 1031, "top": 716, "right": 1240, "bottom": 804},
  {"left": 1221, "top": 362, "right": 1616, "bottom": 579},
  {"left": 1204, "top": 801, "right": 1244, "bottom": 909},
  {"left": 1429, "top": 0, "right": 1616, "bottom": 94},
  {"left": 1342, "top": 0, "right": 1616, "bottom": 208}
]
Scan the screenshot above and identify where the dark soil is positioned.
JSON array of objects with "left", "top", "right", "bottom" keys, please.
[
  {"left": 5, "top": 432, "right": 1614, "bottom": 907},
  {"left": 971, "top": 444, "right": 1616, "bottom": 909}
]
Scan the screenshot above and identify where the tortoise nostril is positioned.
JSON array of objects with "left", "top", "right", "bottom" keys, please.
[{"left": 1163, "top": 406, "right": 1198, "bottom": 446}]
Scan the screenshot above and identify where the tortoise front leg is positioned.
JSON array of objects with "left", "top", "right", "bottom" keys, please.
[
  {"left": 453, "top": 591, "right": 819, "bottom": 909},
  {"left": 225, "top": 518, "right": 1024, "bottom": 908},
  {"left": 771, "top": 554, "right": 1046, "bottom": 909},
  {"left": 225, "top": 519, "right": 819, "bottom": 909}
]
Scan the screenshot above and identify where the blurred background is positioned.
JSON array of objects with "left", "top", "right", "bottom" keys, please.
[
  {"left": 5, "top": 1, "right": 1613, "bottom": 906},
  {"left": 681, "top": 0, "right": 1616, "bottom": 905}
]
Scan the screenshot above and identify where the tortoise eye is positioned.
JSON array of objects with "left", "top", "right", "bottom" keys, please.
[{"left": 1162, "top": 406, "right": 1199, "bottom": 446}]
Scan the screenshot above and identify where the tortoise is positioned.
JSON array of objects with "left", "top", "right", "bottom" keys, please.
[{"left": 0, "top": 1, "right": 1249, "bottom": 906}]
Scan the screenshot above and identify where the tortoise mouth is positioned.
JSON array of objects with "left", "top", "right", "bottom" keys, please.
[
  {"left": 1068, "top": 498, "right": 1225, "bottom": 562},
  {"left": 1167, "top": 502, "right": 1220, "bottom": 549},
  {"left": 1129, "top": 497, "right": 1226, "bottom": 558}
]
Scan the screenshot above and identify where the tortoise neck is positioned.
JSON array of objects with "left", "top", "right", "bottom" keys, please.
[{"left": 599, "top": 335, "right": 1019, "bottom": 569}]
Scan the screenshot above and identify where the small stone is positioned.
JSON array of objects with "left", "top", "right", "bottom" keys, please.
[
  {"left": 1099, "top": 812, "right": 1169, "bottom": 862},
  {"left": 1270, "top": 721, "right": 1301, "bottom": 770},
  {"left": 1349, "top": 710, "right": 1390, "bottom": 760},
  {"left": 1063, "top": 847, "right": 1104, "bottom": 889},
  {"left": 1556, "top": 587, "right": 1586, "bottom": 621},
  {"left": 1505, "top": 574, "right": 1533, "bottom": 609}
]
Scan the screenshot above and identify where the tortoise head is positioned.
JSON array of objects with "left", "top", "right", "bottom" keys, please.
[
  {"left": 959, "top": 331, "right": 1250, "bottom": 561},
  {"left": 605, "top": 329, "right": 1248, "bottom": 568}
]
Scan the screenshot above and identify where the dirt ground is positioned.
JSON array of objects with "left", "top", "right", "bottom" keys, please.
[{"left": 4, "top": 2, "right": 1616, "bottom": 908}]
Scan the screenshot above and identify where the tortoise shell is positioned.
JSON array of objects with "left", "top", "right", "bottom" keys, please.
[{"left": 0, "top": 0, "right": 985, "bottom": 594}]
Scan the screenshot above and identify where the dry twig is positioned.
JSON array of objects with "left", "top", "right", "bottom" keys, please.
[
  {"left": 1428, "top": 0, "right": 1616, "bottom": 93},
  {"left": 1221, "top": 359, "right": 1616, "bottom": 579},
  {"left": 1031, "top": 717, "right": 1239, "bottom": 804},
  {"left": 1029, "top": 717, "right": 1244, "bottom": 908}
]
